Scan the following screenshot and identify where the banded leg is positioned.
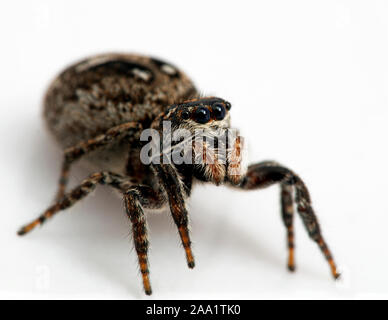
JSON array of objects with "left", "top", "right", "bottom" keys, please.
[
  {"left": 54, "top": 121, "right": 141, "bottom": 200},
  {"left": 281, "top": 184, "right": 295, "bottom": 271},
  {"left": 17, "top": 171, "right": 130, "bottom": 235},
  {"left": 124, "top": 186, "right": 166, "bottom": 295},
  {"left": 239, "top": 161, "right": 340, "bottom": 279},
  {"left": 55, "top": 161, "right": 70, "bottom": 201},
  {"left": 153, "top": 164, "right": 195, "bottom": 268}
]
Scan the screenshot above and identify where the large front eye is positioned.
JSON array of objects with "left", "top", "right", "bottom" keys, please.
[
  {"left": 212, "top": 103, "right": 226, "bottom": 120},
  {"left": 194, "top": 106, "right": 211, "bottom": 124}
]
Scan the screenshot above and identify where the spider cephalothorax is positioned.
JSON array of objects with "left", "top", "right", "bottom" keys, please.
[
  {"left": 18, "top": 53, "right": 339, "bottom": 295},
  {"left": 149, "top": 97, "right": 246, "bottom": 186}
]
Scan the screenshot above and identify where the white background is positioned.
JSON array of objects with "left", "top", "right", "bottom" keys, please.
[{"left": 0, "top": 0, "right": 387, "bottom": 299}]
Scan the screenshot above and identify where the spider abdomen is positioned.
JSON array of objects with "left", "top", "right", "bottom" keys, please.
[{"left": 44, "top": 53, "right": 197, "bottom": 148}]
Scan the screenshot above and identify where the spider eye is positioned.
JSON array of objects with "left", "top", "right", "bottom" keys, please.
[
  {"left": 225, "top": 101, "right": 231, "bottom": 110},
  {"left": 212, "top": 103, "right": 226, "bottom": 120},
  {"left": 194, "top": 107, "right": 211, "bottom": 124},
  {"left": 181, "top": 110, "right": 190, "bottom": 120}
]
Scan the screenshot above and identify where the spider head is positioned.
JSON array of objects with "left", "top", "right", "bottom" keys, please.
[
  {"left": 160, "top": 97, "right": 232, "bottom": 132},
  {"left": 150, "top": 97, "right": 246, "bottom": 186}
]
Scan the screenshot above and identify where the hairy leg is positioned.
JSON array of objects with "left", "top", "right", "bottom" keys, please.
[
  {"left": 152, "top": 164, "right": 195, "bottom": 268},
  {"left": 19, "top": 170, "right": 166, "bottom": 295},
  {"left": 18, "top": 171, "right": 131, "bottom": 235},
  {"left": 54, "top": 121, "right": 141, "bottom": 200},
  {"left": 124, "top": 185, "right": 166, "bottom": 295},
  {"left": 281, "top": 183, "right": 295, "bottom": 271},
  {"left": 238, "top": 161, "right": 340, "bottom": 279}
]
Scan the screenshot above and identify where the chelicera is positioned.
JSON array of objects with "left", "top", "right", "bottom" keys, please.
[{"left": 18, "top": 53, "right": 339, "bottom": 295}]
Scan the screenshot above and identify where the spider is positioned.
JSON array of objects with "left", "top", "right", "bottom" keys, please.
[{"left": 18, "top": 53, "right": 340, "bottom": 295}]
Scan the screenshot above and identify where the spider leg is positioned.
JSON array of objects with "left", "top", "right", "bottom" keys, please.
[
  {"left": 54, "top": 121, "right": 141, "bottom": 200},
  {"left": 237, "top": 161, "right": 340, "bottom": 279},
  {"left": 152, "top": 164, "right": 195, "bottom": 268},
  {"left": 281, "top": 183, "right": 295, "bottom": 271},
  {"left": 19, "top": 171, "right": 165, "bottom": 295},
  {"left": 17, "top": 171, "right": 131, "bottom": 235},
  {"left": 124, "top": 185, "right": 166, "bottom": 295},
  {"left": 55, "top": 161, "right": 71, "bottom": 201}
]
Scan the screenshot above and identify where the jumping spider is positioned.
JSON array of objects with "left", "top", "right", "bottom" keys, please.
[{"left": 18, "top": 53, "right": 339, "bottom": 295}]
